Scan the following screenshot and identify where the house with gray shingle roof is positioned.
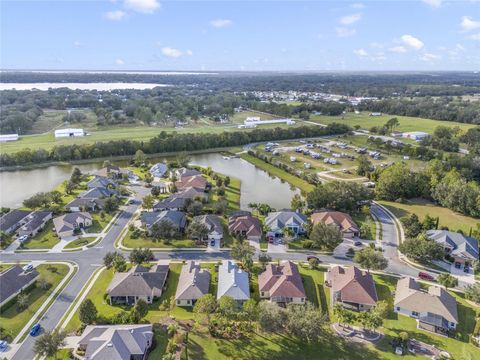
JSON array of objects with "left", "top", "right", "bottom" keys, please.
[
  {"left": 394, "top": 277, "right": 458, "bottom": 334},
  {"left": 426, "top": 230, "right": 479, "bottom": 266},
  {"left": 87, "top": 176, "right": 116, "bottom": 190},
  {"left": 53, "top": 212, "right": 92, "bottom": 239},
  {"left": 265, "top": 210, "right": 307, "bottom": 238},
  {"left": 217, "top": 260, "right": 250, "bottom": 304},
  {"left": 0, "top": 209, "right": 33, "bottom": 234},
  {"left": 107, "top": 263, "right": 170, "bottom": 305},
  {"left": 150, "top": 162, "right": 168, "bottom": 178},
  {"left": 191, "top": 214, "right": 224, "bottom": 242},
  {"left": 0, "top": 265, "right": 39, "bottom": 307},
  {"left": 153, "top": 187, "right": 206, "bottom": 211},
  {"left": 175, "top": 261, "right": 210, "bottom": 307},
  {"left": 17, "top": 210, "right": 52, "bottom": 238},
  {"left": 77, "top": 324, "right": 153, "bottom": 360},
  {"left": 140, "top": 210, "right": 186, "bottom": 234}
]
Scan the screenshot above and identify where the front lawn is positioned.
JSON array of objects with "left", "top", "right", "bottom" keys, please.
[
  {"left": 122, "top": 231, "right": 199, "bottom": 249},
  {"left": 352, "top": 212, "right": 376, "bottom": 240},
  {"left": 0, "top": 264, "right": 70, "bottom": 341},
  {"left": 379, "top": 198, "right": 479, "bottom": 234},
  {"left": 63, "top": 237, "right": 97, "bottom": 250},
  {"left": 21, "top": 222, "right": 60, "bottom": 250},
  {"left": 87, "top": 211, "right": 115, "bottom": 233}
]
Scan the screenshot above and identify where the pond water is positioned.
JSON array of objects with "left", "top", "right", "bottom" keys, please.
[{"left": 0, "top": 153, "right": 299, "bottom": 210}]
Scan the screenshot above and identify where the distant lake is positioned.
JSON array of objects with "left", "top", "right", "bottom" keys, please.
[{"left": 0, "top": 83, "right": 170, "bottom": 91}]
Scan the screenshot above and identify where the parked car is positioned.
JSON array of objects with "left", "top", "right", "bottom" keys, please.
[
  {"left": 210, "top": 239, "right": 215, "bottom": 247},
  {"left": 30, "top": 324, "right": 41, "bottom": 336},
  {"left": 354, "top": 241, "right": 362, "bottom": 246},
  {"left": 17, "top": 235, "right": 28, "bottom": 243},
  {"left": 464, "top": 266, "right": 470, "bottom": 273},
  {"left": 22, "top": 263, "right": 34, "bottom": 273},
  {"left": 0, "top": 340, "right": 7, "bottom": 351},
  {"left": 454, "top": 262, "right": 461, "bottom": 269},
  {"left": 418, "top": 272, "right": 435, "bottom": 281}
]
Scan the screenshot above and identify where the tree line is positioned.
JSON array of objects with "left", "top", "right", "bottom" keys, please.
[{"left": 0, "top": 124, "right": 350, "bottom": 167}]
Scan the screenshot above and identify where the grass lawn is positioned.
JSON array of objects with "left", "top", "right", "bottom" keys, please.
[
  {"left": 87, "top": 211, "right": 115, "bottom": 233},
  {"left": 309, "top": 112, "right": 475, "bottom": 134},
  {"left": 146, "top": 327, "right": 169, "bottom": 359},
  {"left": 352, "top": 212, "right": 377, "bottom": 240},
  {"left": 240, "top": 153, "right": 315, "bottom": 193},
  {"left": 122, "top": 231, "right": 200, "bottom": 249},
  {"left": 21, "top": 222, "right": 60, "bottom": 249},
  {"left": 379, "top": 198, "right": 479, "bottom": 234},
  {"left": 298, "top": 266, "right": 329, "bottom": 313},
  {"left": 0, "top": 264, "right": 70, "bottom": 341},
  {"left": 63, "top": 237, "right": 97, "bottom": 249}
]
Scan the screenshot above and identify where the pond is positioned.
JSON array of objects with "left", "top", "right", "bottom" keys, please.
[{"left": 0, "top": 153, "right": 299, "bottom": 210}]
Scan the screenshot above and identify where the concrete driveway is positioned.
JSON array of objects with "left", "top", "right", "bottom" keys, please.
[{"left": 268, "top": 238, "right": 286, "bottom": 253}]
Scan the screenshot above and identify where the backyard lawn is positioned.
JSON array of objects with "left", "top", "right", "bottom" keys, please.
[
  {"left": 21, "top": 222, "right": 59, "bottom": 250},
  {"left": 379, "top": 198, "right": 479, "bottom": 233},
  {"left": 0, "top": 263, "right": 70, "bottom": 341}
]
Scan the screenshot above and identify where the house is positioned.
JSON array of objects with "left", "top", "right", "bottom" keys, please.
[
  {"left": 175, "top": 175, "right": 209, "bottom": 191},
  {"left": 53, "top": 212, "right": 93, "bottom": 239},
  {"left": 65, "top": 198, "right": 101, "bottom": 212},
  {"left": 426, "top": 230, "right": 479, "bottom": 267},
  {"left": 0, "top": 209, "right": 33, "bottom": 234},
  {"left": 171, "top": 167, "right": 201, "bottom": 180},
  {"left": 151, "top": 180, "right": 168, "bottom": 194},
  {"left": 175, "top": 261, "right": 211, "bottom": 307},
  {"left": 191, "top": 214, "right": 224, "bottom": 241},
  {"left": 140, "top": 210, "right": 186, "bottom": 234},
  {"left": 150, "top": 162, "right": 168, "bottom": 178},
  {"left": 311, "top": 211, "right": 360, "bottom": 239},
  {"left": 228, "top": 211, "right": 262, "bottom": 241},
  {"left": 264, "top": 210, "right": 307, "bottom": 238},
  {"left": 0, "top": 265, "right": 39, "bottom": 307},
  {"left": 17, "top": 210, "right": 52, "bottom": 238},
  {"left": 153, "top": 187, "right": 206, "bottom": 211},
  {"left": 54, "top": 128, "right": 84, "bottom": 138},
  {"left": 80, "top": 187, "right": 118, "bottom": 199},
  {"left": 77, "top": 324, "right": 153, "bottom": 360},
  {"left": 107, "top": 263, "right": 170, "bottom": 305},
  {"left": 394, "top": 277, "right": 458, "bottom": 334},
  {"left": 326, "top": 266, "right": 378, "bottom": 311},
  {"left": 86, "top": 176, "right": 116, "bottom": 189},
  {"left": 369, "top": 112, "right": 382, "bottom": 116},
  {"left": 217, "top": 260, "right": 250, "bottom": 304},
  {"left": 258, "top": 261, "right": 306, "bottom": 305},
  {"left": 95, "top": 165, "right": 132, "bottom": 179}
]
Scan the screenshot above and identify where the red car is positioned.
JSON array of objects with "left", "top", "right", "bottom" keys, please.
[{"left": 418, "top": 272, "right": 435, "bottom": 281}]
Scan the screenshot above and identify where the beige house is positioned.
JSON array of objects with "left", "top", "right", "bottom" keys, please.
[
  {"left": 53, "top": 212, "right": 93, "bottom": 239},
  {"left": 258, "top": 261, "right": 306, "bottom": 305},
  {"left": 394, "top": 277, "right": 458, "bottom": 335},
  {"left": 311, "top": 211, "right": 359, "bottom": 239},
  {"left": 175, "top": 261, "right": 210, "bottom": 307}
]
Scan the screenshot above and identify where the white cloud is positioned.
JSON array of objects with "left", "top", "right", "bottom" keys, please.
[
  {"left": 351, "top": 3, "right": 365, "bottom": 9},
  {"left": 369, "top": 42, "right": 383, "bottom": 49},
  {"left": 460, "top": 16, "right": 480, "bottom": 31},
  {"left": 336, "top": 27, "right": 356, "bottom": 37},
  {"left": 353, "top": 48, "right": 368, "bottom": 57},
  {"left": 389, "top": 46, "right": 407, "bottom": 53},
  {"left": 339, "top": 13, "right": 362, "bottom": 25},
  {"left": 401, "top": 34, "right": 424, "bottom": 50},
  {"left": 105, "top": 10, "right": 126, "bottom": 21},
  {"left": 209, "top": 19, "right": 232, "bottom": 28},
  {"left": 115, "top": 58, "right": 125, "bottom": 65},
  {"left": 186, "top": 49, "right": 193, "bottom": 56},
  {"left": 469, "top": 33, "right": 480, "bottom": 40},
  {"left": 420, "top": 53, "right": 441, "bottom": 62},
  {"left": 161, "top": 47, "right": 182, "bottom": 58},
  {"left": 421, "top": 0, "right": 443, "bottom": 8},
  {"left": 124, "top": 0, "right": 160, "bottom": 14},
  {"left": 73, "top": 41, "right": 81, "bottom": 47}
]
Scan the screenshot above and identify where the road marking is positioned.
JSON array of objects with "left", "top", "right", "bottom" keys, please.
[{"left": 90, "top": 264, "right": 103, "bottom": 267}]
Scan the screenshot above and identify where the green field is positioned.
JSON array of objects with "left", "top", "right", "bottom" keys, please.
[
  {"left": 0, "top": 264, "right": 69, "bottom": 341},
  {"left": 1, "top": 110, "right": 302, "bottom": 155},
  {"left": 379, "top": 198, "right": 479, "bottom": 233},
  {"left": 309, "top": 112, "right": 475, "bottom": 134},
  {"left": 21, "top": 222, "right": 59, "bottom": 250}
]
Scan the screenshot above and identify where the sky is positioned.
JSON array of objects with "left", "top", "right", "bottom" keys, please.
[{"left": 1, "top": 0, "right": 479, "bottom": 71}]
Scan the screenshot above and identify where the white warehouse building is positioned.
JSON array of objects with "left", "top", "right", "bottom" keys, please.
[
  {"left": 0, "top": 134, "right": 19, "bottom": 142},
  {"left": 242, "top": 116, "right": 295, "bottom": 127},
  {"left": 54, "top": 128, "right": 85, "bottom": 138},
  {"left": 402, "top": 131, "right": 429, "bottom": 141}
]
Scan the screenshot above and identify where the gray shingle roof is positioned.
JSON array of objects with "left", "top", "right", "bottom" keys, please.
[
  {"left": 107, "top": 265, "right": 169, "bottom": 298},
  {"left": 53, "top": 212, "right": 92, "bottom": 234},
  {"left": 0, "top": 209, "right": 32, "bottom": 233},
  {"left": 80, "top": 187, "right": 117, "bottom": 199},
  {"left": 426, "top": 230, "right": 479, "bottom": 260},
  {"left": 217, "top": 260, "right": 250, "bottom": 301},
  {"left": 18, "top": 211, "right": 51, "bottom": 233},
  {"left": 150, "top": 163, "right": 168, "bottom": 177},
  {"left": 175, "top": 261, "right": 210, "bottom": 301},
  {"left": 192, "top": 214, "right": 223, "bottom": 236},
  {"left": 0, "top": 265, "right": 39, "bottom": 304},
  {"left": 141, "top": 210, "right": 186, "bottom": 230},
  {"left": 265, "top": 210, "right": 307, "bottom": 231},
  {"left": 87, "top": 176, "right": 116, "bottom": 189}
]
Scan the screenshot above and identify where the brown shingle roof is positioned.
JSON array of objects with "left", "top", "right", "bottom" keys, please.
[
  {"left": 328, "top": 266, "right": 378, "bottom": 306},
  {"left": 258, "top": 261, "right": 306, "bottom": 298},
  {"left": 311, "top": 211, "right": 359, "bottom": 234},
  {"left": 175, "top": 175, "right": 207, "bottom": 190},
  {"left": 228, "top": 213, "right": 262, "bottom": 237}
]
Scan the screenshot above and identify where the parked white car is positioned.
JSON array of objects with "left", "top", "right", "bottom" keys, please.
[
  {"left": 22, "top": 263, "right": 34, "bottom": 273},
  {"left": 18, "top": 235, "right": 28, "bottom": 243}
]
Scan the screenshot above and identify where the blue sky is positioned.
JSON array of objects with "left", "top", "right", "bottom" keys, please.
[{"left": 1, "top": 0, "right": 479, "bottom": 71}]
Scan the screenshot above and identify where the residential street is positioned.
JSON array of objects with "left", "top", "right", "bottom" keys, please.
[{"left": 0, "top": 188, "right": 451, "bottom": 360}]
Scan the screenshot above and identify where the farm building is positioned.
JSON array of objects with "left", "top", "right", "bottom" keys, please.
[
  {"left": 54, "top": 128, "right": 85, "bottom": 138},
  {"left": 402, "top": 131, "right": 429, "bottom": 141},
  {"left": 0, "top": 134, "right": 19, "bottom": 142},
  {"left": 243, "top": 116, "right": 295, "bottom": 127}
]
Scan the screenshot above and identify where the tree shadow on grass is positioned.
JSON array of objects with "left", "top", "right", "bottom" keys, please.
[{"left": 301, "top": 274, "right": 319, "bottom": 307}]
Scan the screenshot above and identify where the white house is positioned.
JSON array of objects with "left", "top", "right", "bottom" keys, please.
[
  {"left": 0, "top": 134, "right": 19, "bottom": 142},
  {"left": 217, "top": 260, "right": 250, "bottom": 304},
  {"left": 54, "top": 128, "right": 85, "bottom": 138},
  {"left": 402, "top": 131, "right": 429, "bottom": 141}
]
